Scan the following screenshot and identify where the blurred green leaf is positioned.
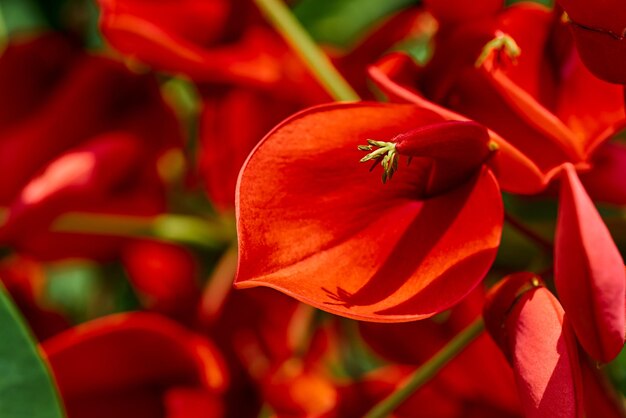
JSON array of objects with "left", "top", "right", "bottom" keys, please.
[
  {"left": 45, "top": 261, "right": 140, "bottom": 324},
  {"left": 0, "top": 285, "right": 66, "bottom": 418},
  {"left": 607, "top": 346, "right": 626, "bottom": 395},
  {"left": 294, "top": 0, "right": 416, "bottom": 48},
  {"left": 0, "top": 0, "right": 46, "bottom": 35}
]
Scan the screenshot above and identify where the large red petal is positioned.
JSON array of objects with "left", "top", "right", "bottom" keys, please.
[
  {"left": 236, "top": 102, "right": 502, "bottom": 321},
  {"left": 555, "top": 164, "right": 626, "bottom": 362}
]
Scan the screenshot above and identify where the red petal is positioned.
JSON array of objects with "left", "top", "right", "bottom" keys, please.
[
  {"left": 122, "top": 240, "right": 200, "bottom": 321},
  {"left": 581, "top": 142, "right": 626, "bottom": 206},
  {"left": 0, "top": 41, "right": 179, "bottom": 203},
  {"left": 43, "top": 313, "right": 227, "bottom": 418},
  {"left": 199, "top": 88, "right": 303, "bottom": 211},
  {"left": 0, "top": 134, "right": 145, "bottom": 251},
  {"left": 580, "top": 354, "right": 626, "bottom": 418},
  {"left": 100, "top": 1, "right": 327, "bottom": 102},
  {"left": 558, "top": 0, "right": 626, "bottom": 37},
  {"left": 332, "top": 8, "right": 436, "bottom": 98},
  {"left": 567, "top": 23, "right": 626, "bottom": 85},
  {"left": 164, "top": 388, "right": 224, "bottom": 418},
  {"left": 0, "top": 35, "right": 181, "bottom": 260},
  {"left": 554, "top": 52, "right": 625, "bottom": 153},
  {"left": 484, "top": 273, "right": 585, "bottom": 418},
  {"left": 236, "top": 102, "right": 503, "bottom": 321},
  {"left": 424, "top": 0, "right": 502, "bottom": 24},
  {"left": 555, "top": 164, "right": 626, "bottom": 362}
]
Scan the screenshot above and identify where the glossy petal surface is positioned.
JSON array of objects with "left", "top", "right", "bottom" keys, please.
[{"left": 236, "top": 102, "right": 503, "bottom": 321}]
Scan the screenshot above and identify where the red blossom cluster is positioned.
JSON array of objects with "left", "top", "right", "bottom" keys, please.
[{"left": 0, "top": 0, "right": 625, "bottom": 417}]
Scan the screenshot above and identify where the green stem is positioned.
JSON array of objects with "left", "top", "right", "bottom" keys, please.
[
  {"left": 253, "top": 0, "right": 360, "bottom": 102},
  {"left": 364, "top": 317, "right": 485, "bottom": 418},
  {"left": 0, "top": 2, "right": 7, "bottom": 52},
  {"left": 51, "top": 212, "right": 234, "bottom": 249},
  {"left": 504, "top": 212, "right": 553, "bottom": 252}
]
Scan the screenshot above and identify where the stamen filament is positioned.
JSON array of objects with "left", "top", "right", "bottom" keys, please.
[{"left": 357, "top": 140, "right": 398, "bottom": 183}]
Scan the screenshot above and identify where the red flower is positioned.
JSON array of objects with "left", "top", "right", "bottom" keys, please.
[
  {"left": 484, "top": 273, "right": 585, "bottom": 418},
  {"left": 235, "top": 102, "right": 502, "bottom": 321},
  {"left": 369, "top": 3, "right": 625, "bottom": 196},
  {"left": 0, "top": 35, "right": 181, "bottom": 260},
  {"left": 96, "top": 0, "right": 325, "bottom": 102},
  {"left": 43, "top": 313, "right": 228, "bottom": 418},
  {"left": 367, "top": 3, "right": 626, "bottom": 358}
]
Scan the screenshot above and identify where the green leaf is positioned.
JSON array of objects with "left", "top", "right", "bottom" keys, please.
[
  {"left": 0, "top": 285, "right": 66, "bottom": 418},
  {"left": 506, "top": 0, "right": 554, "bottom": 6},
  {"left": 607, "top": 345, "right": 626, "bottom": 396},
  {"left": 294, "top": 0, "right": 415, "bottom": 48}
]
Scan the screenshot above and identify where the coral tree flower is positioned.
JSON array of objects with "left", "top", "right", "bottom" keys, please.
[
  {"left": 42, "top": 313, "right": 228, "bottom": 418},
  {"left": 236, "top": 102, "right": 503, "bottom": 321},
  {"left": 483, "top": 273, "right": 584, "bottom": 418},
  {"left": 368, "top": 1, "right": 626, "bottom": 359},
  {"left": 557, "top": 0, "right": 626, "bottom": 84},
  {"left": 369, "top": 2, "right": 626, "bottom": 196},
  {"left": 0, "top": 34, "right": 181, "bottom": 260}
]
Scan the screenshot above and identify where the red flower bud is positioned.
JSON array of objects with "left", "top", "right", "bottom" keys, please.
[
  {"left": 555, "top": 164, "right": 626, "bottom": 362},
  {"left": 484, "top": 273, "right": 585, "bottom": 418}
]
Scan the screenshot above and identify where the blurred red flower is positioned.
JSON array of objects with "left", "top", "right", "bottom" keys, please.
[
  {"left": 43, "top": 313, "right": 228, "bottom": 418},
  {"left": 0, "top": 35, "right": 181, "bottom": 260}
]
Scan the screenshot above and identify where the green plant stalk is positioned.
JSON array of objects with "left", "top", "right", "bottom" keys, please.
[
  {"left": 504, "top": 212, "right": 553, "bottom": 252},
  {"left": 50, "top": 212, "right": 234, "bottom": 249},
  {"left": 364, "top": 318, "right": 485, "bottom": 418},
  {"left": 0, "top": 2, "right": 7, "bottom": 52},
  {"left": 253, "top": 0, "right": 360, "bottom": 102}
]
